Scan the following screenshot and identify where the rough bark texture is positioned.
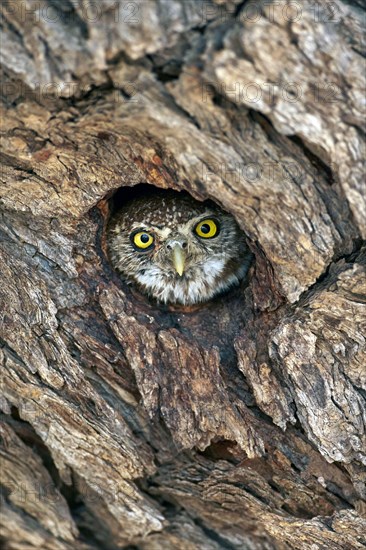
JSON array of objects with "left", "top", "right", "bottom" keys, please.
[{"left": 1, "top": 1, "right": 365, "bottom": 549}]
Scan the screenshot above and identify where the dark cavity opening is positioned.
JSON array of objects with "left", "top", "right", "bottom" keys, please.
[{"left": 109, "top": 183, "right": 208, "bottom": 216}]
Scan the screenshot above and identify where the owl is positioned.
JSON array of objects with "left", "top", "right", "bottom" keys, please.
[{"left": 107, "top": 189, "right": 252, "bottom": 305}]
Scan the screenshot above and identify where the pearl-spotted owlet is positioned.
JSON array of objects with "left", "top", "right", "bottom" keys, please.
[{"left": 107, "top": 189, "right": 251, "bottom": 305}]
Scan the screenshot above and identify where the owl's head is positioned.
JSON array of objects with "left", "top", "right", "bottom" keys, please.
[{"left": 107, "top": 189, "right": 251, "bottom": 305}]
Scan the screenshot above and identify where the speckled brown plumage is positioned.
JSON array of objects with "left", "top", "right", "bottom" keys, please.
[{"left": 107, "top": 189, "right": 252, "bottom": 305}]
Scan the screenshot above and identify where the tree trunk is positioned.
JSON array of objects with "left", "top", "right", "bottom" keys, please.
[{"left": 1, "top": 1, "right": 365, "bottom": 549}]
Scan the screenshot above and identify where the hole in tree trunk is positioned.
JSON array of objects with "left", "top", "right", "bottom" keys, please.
[{"left": 105, "top": 183, "right": 254, "bottom": 309}]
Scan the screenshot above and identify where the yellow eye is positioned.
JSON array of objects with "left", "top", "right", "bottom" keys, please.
[
  {"left": 132, "top": 231, "right": 154, "bottom": 250},
  {"left": 194, "top": 218, "right": 219, "bottom": 239}
]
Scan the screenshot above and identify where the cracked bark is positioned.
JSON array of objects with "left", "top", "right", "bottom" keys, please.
[{"left": 0, "top": 1, "right": 365, "bottom": 549}]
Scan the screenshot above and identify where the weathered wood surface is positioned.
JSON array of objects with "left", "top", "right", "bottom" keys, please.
[{"left": 1, "top": 1, "right": 365, "bottom": 548}]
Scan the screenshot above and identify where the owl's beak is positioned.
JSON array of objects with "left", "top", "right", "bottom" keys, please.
[{"left": 172, "top": 244, "right": 186, "bottom": 276}]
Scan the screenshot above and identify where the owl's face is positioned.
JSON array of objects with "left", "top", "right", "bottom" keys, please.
[{"left": 107, "top": 190, "right": 251, "bottom": 305}]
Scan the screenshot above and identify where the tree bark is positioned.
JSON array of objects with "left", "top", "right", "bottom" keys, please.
[{"left": 1, "top": 1, "right": 365, "bottom": 549}]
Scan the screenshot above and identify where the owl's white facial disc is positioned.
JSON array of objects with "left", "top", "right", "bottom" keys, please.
[{"left": 107, "top": 190, "right": 252, "bottom": 305}]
